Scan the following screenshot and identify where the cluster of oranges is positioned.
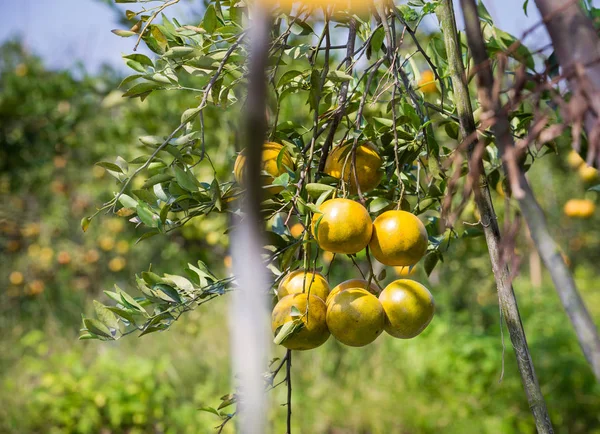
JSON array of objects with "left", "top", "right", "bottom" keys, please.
[
  {"left": 233, "top": 141, "right": 435, "bottom": 349},
  {"left": 563, "top": 151, "right": 597, "bottom": 219},
  {"left": 272, "top": 198, "right": 433, "bottom": 349},
  {"left": 272, "top": 271, "right": 434, "bottom": 349}
]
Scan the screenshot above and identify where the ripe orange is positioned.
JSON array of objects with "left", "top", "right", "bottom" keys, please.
[
  {"left": 108, "top": 257, "right": 127, "bottom": 272},
  {"left": 271, "top": 293, "right": 330, "bottom": 350},
  {"left": 289, "top": 222, "right": 304, "bottom": 239},
  {"left": 326, "top": 288, "right": 385, "bottom": 347},
  {"left": 567, "top": 150, "right": 584, "bottom": 170},
  {"left": 277, "top": 270, "right": 330, "bottom": 302},
  {"left": 579, "top": 164, "right": 599, "bottom": 183},
  {"left": 312, "top": 198, "right": 372, "bottom": 254},
  {"left": 369, "top": 210, "right": 428, "bottom": 266},
  {"left": 379, "top": 279, "right": 434, "bottom": 339},
  {"left": 324, "top": 142, "right": 382, "bottom": 194},
  {"left": 418, "top": 70, "right": 437, "bottom": 94},
  {"left": 394, "top": 265, "right": 417, "bottom": 277},
  {"left": 57, "top": 251, "right": 71, "bottom": 265},
  {"left": 233, "top": 142, "right": 294, "bottom": 194},
  {"left": 326, "top": 278, "right": 379, "bottom": 306},
  {"left": 9, "top": 271, "right": 24, "bottom": 286},
  {"left": 564, "top": 199, "right": 595, "bottom": 218}
]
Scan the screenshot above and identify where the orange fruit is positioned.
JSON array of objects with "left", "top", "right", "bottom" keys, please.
[
  {"left": 312, "top": 198, "right": 372, "bottom": 254},
  {"left": 369, "top": 210, "right": 428, "bottom": 266},
  {"left": 379, "top": 279, "right": 434, "bottom": 339},
  {"left": 579, "top": 164, "right": 599, "bottom": 183},
  {"left": 108, "top": 257, "right": 126, "bottom": 272},
  {"left": 277, "top": 270, "right": 330, "bottom": 302},
  {"left": 233, "top": 142, "right": 294, "bottom": 194},
  {"left": 418, "top": 70, "right": 437, "bottom": 94},
  {"left": 324, "top": 142, "right": 382, "bottom": 194},
  {"left": 326, "top": 288, "right": 385, "bottom": 347},
  {"left": 57, "top": 251, "right": 71, "bottom": 265},
  {"left": 9, "top": 271, "right": 24, "bottom": 286},
  {"left": 290, "top": 223, "right": 304, "bottom": 239},
  {"left": 567, "top": 150, "right": 584, "bottom": 170},
  {"left": 326, "top": 278, "right": 379, "bottom": 306},
  {"left": 564, "top": 199, "right": 595, "bottom": 218},
  {"left": 271, "top": 293, "right": 330, "bottom": 350},
  {"left": 394, "top": 265, "right": 417, "bottom": 277}
]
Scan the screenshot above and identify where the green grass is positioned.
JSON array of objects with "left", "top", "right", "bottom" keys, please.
[{"left": 2, "top": 269, "right": 599, "bottom": 434}]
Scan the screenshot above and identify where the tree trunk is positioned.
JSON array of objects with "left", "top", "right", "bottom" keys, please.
[
  {"left": 437, "top": 2, "right": 554, "bottom": 432},
  {"left": 230, "top": 6, "right": 272, "bottom": 433},
  {"left": 461, "top": 0, "right": 600, "bottom": 385},
  {"left": 534, "top": 0, "right": 600, "bottom": 161}
]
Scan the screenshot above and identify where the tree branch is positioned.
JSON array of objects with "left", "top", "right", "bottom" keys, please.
[
  {"left": 441, "top": 1, "right": 555, "bottom": 432},
  {"left": 318, "top": 19, "right": 357, "bottom": 173},
  {"left": 534, "top": 0, "right": 600, "bottom": 167},
  {"left": 461, "top": 0, "right": 600, "bottom": 385}
]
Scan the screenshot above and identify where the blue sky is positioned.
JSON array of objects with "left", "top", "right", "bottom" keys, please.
[{"left": 0, "top": 0, "right": 549, "bottom": 74}]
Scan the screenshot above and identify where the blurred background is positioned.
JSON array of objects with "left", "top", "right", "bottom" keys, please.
[{"left": 1, "top": 1, "right": 599, "bottom": 433}]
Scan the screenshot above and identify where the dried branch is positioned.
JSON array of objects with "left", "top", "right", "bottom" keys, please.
[
  {"left": 441, "top": 1, "right": 555, "bottom": 432},
  {"left": 318, "top": 19, "right": 357, "bottom": 173},
  {"left": 461, "top": 0, "right": 600, "bottom": 387}
]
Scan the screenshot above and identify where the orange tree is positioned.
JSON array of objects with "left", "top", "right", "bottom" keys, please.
[{"left": 80, "top": 0, "right": 600, "bottom": 432}]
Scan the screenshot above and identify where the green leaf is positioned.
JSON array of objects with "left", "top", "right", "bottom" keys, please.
[
  {"left": 111, "top": 29, "right": 137, "bottom": 38},
  {"left": 477, "top": 0, "right": 494, "bottom": 24},
  {"left": 306, "top": 183, "right": 335, "bottom": 199},
  {"left": 174, "top": 166, "right": 199, "bottom": 192},
  {"left": 445, "top": 123, "right": 459, "bottom": 140},
  {"left": 163, "top": 46, "right": 196, "bottom": 58},
  {"left": 273, "top": 319, "right": 305, "bottom": 345},
  {"left": 93, "top": 301, "right": 120, "bottom": 334},
  {"left": 122, "top": 82, "right": 161, "bottom": 98},
  {"left": 370, "top": 27, "right": 386, "bottom": 53},
  {"left": 327, "top": 70, "right": 353, "bottom": 83},
  {"left": 118, "top": 193, "right": 138, "bottom": 209},
  {"left": 369, "top": 197, "right": 391, "bottom": 213},
  {"left": 95, "top": 162, "right": 123, "bottom": 173},
  {"left": 218, "top": 395, "right": 236, "bottom": 410},
  {"left": 81, "top": 217, "right": 91, "bottom": 232},
  {"left": 181, "top": 106, "right": 201, "bottom": 124},
  {"left": 152, "top": 284, "right": 182, "bottom": 303},
  {"left": 199, "top": 407, "right": 221, "bottom": 416},
  {"left": 136, "top": 202, "right": 158, "bottom": 228},
  {"left": 587, "top": 184, "right": 600, "bottom": 192},
  {"left": 83, "top": 318, "right": 113, "bottom": 339},
  {"left": 142, "top": 173, "right": 174, "bottom": 189},
  {"left": 203, "top": 5, "right": 218, "bottom": 33},
  {"left": 123, "top": 53, "right": 153, "bottom": 67},
  {"left": 424, "top": 252, "right": 440, "bottom": 276}
]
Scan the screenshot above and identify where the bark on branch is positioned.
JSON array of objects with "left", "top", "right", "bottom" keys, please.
[
  {"left": 438, "top": 2, "right": 554, "bottom": 433},
  {"left": 534, "top": 0, "right": 600, "bottom": 167},
  {"left": 461, "top": 0, "right": 600, "bottom": 385}
]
